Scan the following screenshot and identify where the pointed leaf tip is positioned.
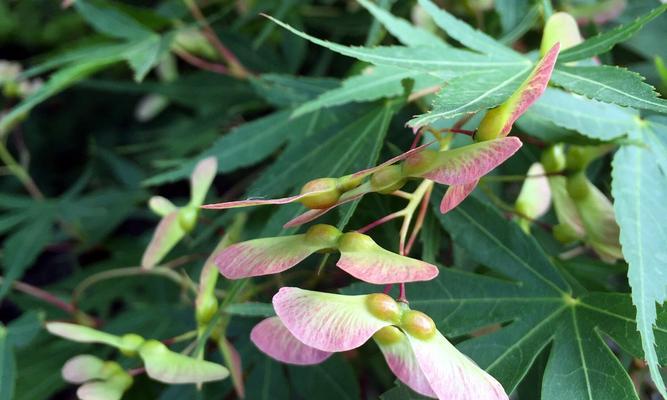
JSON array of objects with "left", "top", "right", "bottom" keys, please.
[
  {"left": 272, "top": 287, "right": 392, "bottom": 352},
  {"left": 251, "top": 317, "right": 332, "bottom": 365}
]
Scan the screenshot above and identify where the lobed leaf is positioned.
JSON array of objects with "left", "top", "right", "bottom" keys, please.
[
  {"left": 272, "top": 287, "right": 392, "bottom": 352},
  {"left": 251, "top": 317, "right": 332, "bottom": 365}
]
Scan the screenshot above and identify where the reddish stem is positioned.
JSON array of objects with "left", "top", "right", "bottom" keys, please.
[
  {"left": 356, "top": 212, "right": 403, "bottom": 234},
  {"left": 405, "top": 187, "right": 432, "bottom": 254},
  {"left": 5, "top": 277, "right": 76, "bottom": 315},
  {"left": 410, "top": 128, "right": 424, "bottom": 150},
  {"left": 447, "top": 128, "right": 475, "bottom": 136},
  {"left": 174, "top": 49, "right": 230, "bottom": 75},
  {"left": 383, "top": 284, "right": 393, "bottom": 295},
  {"left": 398, "top": 283, "right": 407, "bottom": 303}
]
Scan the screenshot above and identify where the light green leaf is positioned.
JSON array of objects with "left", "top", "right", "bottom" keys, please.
[
  {"left": 264, "top": 15, "right": 528, "bottom": 75},
  {"left": 0, "top": 216, "right": 54, "bottom": 299},
  {"left": 408, "top": 65, "right": 530, "bottom": 127},
  {"left": 558, "top": 4, "right": 667, "bottom": 63},
  {"left": 74, "top": 0, "right": 153, "bottom": 40},
  {"left": 525, "top": 88, "right": 638, "bottom": 140},
  {"left": 138, "top": 340, "right": 229, "bottom": 384},
  {"left": 124, "top": 34, "right": 169, "bottom": 82},
  {"left": 293, "top": 66, "right": 438, "bottom": 118},
  {"left": 418, "top": 0, "right": 523, "bottom": 59},
  {"left": 612, "top": 124, "right": 667, "bottom": 398},
  {"left": 357, "top": 0, "right": 447, "bottom": 48},
  {"left": 0, "top": 326, "right": 16, "bottom": 400},
  {"left": 552, "top": 65, "right": 667, "bottom": 113}
]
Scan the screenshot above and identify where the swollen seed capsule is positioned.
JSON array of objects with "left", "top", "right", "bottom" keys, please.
[
  {"left": 402, "top": 149, "right": 438, "bottom": 178},
  {"left": 337, "top": 174, "right": 363, "bottom": 192},
  {"left": 565, "top": 146, "right": 588, "bottom": 172},
  {"left": 299, "top": 178, "right": 341, "bottom": 209},
  {"left": 196, "top": 294, "right": 218, "bottom": 325},
  {"left": 541, "top": 145, "right": 566, "bottom": 174},
  {"left": 566, "top": 172, "right": 590, "bottom": 201},
  {"left": 370, "top": 165, "right": 406, "bottom": 194},
  {"left": 373, "top": 326, "right": 405, "bottom": 345},
  {"left": 178, "top": 207, "right": 198, "bottom": 232},
  {"left": 119, "top": 333, "right": 145, "bottom": 357},
  {"left": 304, "top": 224, "right": 342, "bottom": 248},
  {"left": 553, "top": 223, "right": 581, "bottom": 244},
  {"left": 401, "top": 310, "right": 436, "bottom": 340},
  {"left": 366, "top": 293, "right": 402, "bottom": 324},
  {"left": 338, "top": 232, "right": 376, "bottom": 252},
  {"left": 475, "top": 107, "right": 506, "bottom": 142}
]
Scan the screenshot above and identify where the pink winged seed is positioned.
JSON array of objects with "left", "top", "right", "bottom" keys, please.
[
  {"left": 215, "top": 237, "right": 314, "bottom": 279},
  {"left": 202, "top": 192, "right": 318, "bottom": 210},
  {"left": 500, "top": 43, "right": 560, "bottom": 136},
  {"left": 422, "top": 137, "right": 523, "bottom": 185},
  {"left": 336, "top": 251, "right": 439, "bottom": 284},
  {"left": 351, "top": 142, "right": 434, "bottom": 180},
  {"left": 440, "top": 179, "right": 479, "bottom": 214},
  {"left": 283, "top": 190, "right": 368, "bottom": 228},
  {"left": 408, "top": 332, "right": 509, "bottom": 400},
  {"left": 272, "top": 287, "right": 391, "bottom": 352},
  {"left": 378, "top": 339, "right": 437, "bottom": 397},
  {"left": 251, "top": 317, "right": 332, "bottom": 365}
]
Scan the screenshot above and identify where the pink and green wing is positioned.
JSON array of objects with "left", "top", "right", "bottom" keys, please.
[
  {"left": 549, "top": 176, "right": 585, "bottom": 238},
  {"left": 439, "top": 180, "right": 479, "bottom": 214},
  {"left": 420, "top": 137, "right": 523, "bottom": 185},
  {"left": 283, "top": 183, "right": 372, "bottom": 228},
  {"left": 62, "top": 355, "right": 107, "bottom": 383},
  {"left": 141, "top": 211, "right": 186, "bottom": 269},
  {"left": 46, "top": 322, "right": 123, "bottom": 348},
  {"left": 499, "top": 43, "right": 560, "bottom": 136},
  {"left": 576, "top": 182, "right": 623, "bottom": 262},
  {"left": 272, "top": 287, "right": 391, "bottom": 352},
  {"left": 138, "top": 340, "right": 229, "bottom": 384},
  {"left": 148, "top": 196, "right": 177, "bottom": 217},
  {"left": 406, "top": 331, "right": 509, "bottom": 400},
  {"left": 374, "top": 332, "right": 436, "bottom": 398},
  {"left": 251, "top": 316, "right": 332, "bottom": 365},
  {"left": 189, "top": 157, "right": 218, "bottom": 207},
  {"left": 215, "top": 234, "right": 320, "bottom": 279},
  {"left": 337, "top": 241, "right": 439, "bottom": 284}
]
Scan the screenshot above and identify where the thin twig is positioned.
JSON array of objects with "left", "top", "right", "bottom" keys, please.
[{"left": 174, "top": 49, "right": 230, "bottom": 75}]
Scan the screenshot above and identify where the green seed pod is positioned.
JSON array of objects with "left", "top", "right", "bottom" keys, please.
[
  {"left": 400, "top": 310, "right": 436, "bottom": 340},
  {"left": 402, "top": 149, "right": 439, "bottom": 178},
  {"left": 196, "top": 294, "right": 219, "bottom": 326},
  {"left": 370, "top": 165, "right": 406, "bottom": 194},
  {"left": 540, "top": 12, "right": 583, "bottom": 56},
  {"left": 299, "top": 178, "right": 341, "bottom": 209},
  {"left": 565, "top": 146, "right": 589, "bottom": 172},
  {"left": 337, "top": 174, "right": 364, "bottom": 192},
  {"left": 366, "top": 293, "right": 402, "bottom": 323},
  {"left": 119, "top": 333, "right": 145, "bottom": 357},
  {"left": 566, "top": 172, "right": 590, "bottom": 200},
  {"left": 337, "top": 232, "right": 376, "bottom": 252},
  {"left": 373, "top": 325, "right": 405, "bottom": 345},
  {"left": 541, "top": 144, "right": 566, "bottom": 173},
  {"left": 178, "top": 207, "right": 198, "bottom": 232},
  {"left": 304, "top": 224, "right": 342, "bottom": 249},
  {"left": 553, "top": 223, "right": 582, "bottom": 243},
  {"left": 475, "top": 107, "right": 506, "bottom": 142}
]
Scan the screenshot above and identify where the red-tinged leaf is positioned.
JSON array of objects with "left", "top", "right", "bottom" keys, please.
[
  {"left": 189, "top": 157, "right": 218, "bottom": 207},
  {"left": 439, "top": 180, "right": 479, "bottom": 214},
  {"left": 337, "top": 233, "right": 439, "bottom": 284},
  {"left": 272, "top": 287, "right": 392, "bottom": 352},
  {"left": 251, "top": 317, "right": 332, "bottom": 365},
  {"left": 374, "top": 330, "right": 436, "bottom": 397},
  {"left": 141, "top": 211, "right": 186, "bottom": 269},
  {"left": 215, "top": 235, "right": 321, "bottom": 279},
  {"left": 417, "top": 138, "right": 522, "bottom": 185},
  {"left": 406, "top": 331, "right": 508, "bottom": 400}
]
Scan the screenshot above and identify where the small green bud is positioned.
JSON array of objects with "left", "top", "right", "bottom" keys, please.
[
  {"left": 541, "top": 145, "right": 566, "bottom": 173},
  {"left": 373, "top": 326, "right": 404, "bottom": 345},
  {"left": 304, "top": 224, "right": 342, "bottom": 249},
  {"left": 553, "top": 223, "right": 581, "bottom": 243},
  {"left": 400, "top": 310, "right": 436, "bottom": 340},
  {"left": 196, "top": 294, "right": 218, "bottom": 325},
  {"left": 370, "top": 165, "right": 406, "bottom": 194},
  {"left": 566, "top": 172, "right": 590, "bottom": 200},
  {"left": 337, "top": 174, "right": 363, "bottom": 192},
  {"left": 475, "top": 107, "right": 506, "bottom": 142},
  {"left": 178, "top": 207, "right": 198, "bottom": 232},
  {"left": 119, "top": 333, "right": 145, "bottom": 357},
  {"left": 566, "top": 146, "right": 589, "bottom": 172},
  {"left": 366, "top": 293, "right": 402, "bottom": 323},
  {"left": 299, "top": 178, "right": 341, "bottom": 209}
]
